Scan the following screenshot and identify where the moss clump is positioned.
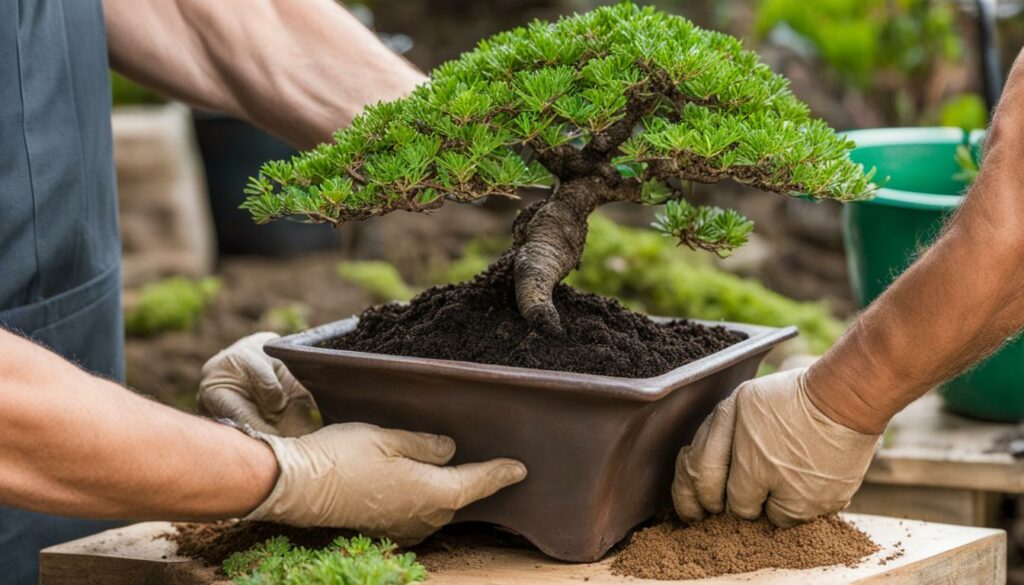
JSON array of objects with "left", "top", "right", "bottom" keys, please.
[
  {"left": 124, "top": 277, "right": 220, "bottom": 336},
  {"left": 223, "top": 535, "right": 426, "bottom": 585},
  {"left": 338, "top": 261, "right": 415, "bottom": 303}
]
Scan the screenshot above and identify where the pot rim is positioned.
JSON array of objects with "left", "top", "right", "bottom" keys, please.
[
  {"left": 843, "top": 127, "right": 983, "bottom": 212},
  {"left": 265, "top": 316, "right": 797, "bottom": 402}
]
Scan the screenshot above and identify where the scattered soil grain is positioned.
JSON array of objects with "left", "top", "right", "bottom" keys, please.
[{"left": 611, "top": 514, "right": 880, "bottom": 580}]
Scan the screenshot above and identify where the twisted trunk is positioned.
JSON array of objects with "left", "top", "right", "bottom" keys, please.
[{"left": 512, "top": 177, "right": 622, "bottom": 334}]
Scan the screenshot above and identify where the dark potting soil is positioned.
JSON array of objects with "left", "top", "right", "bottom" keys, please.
[
  {"left": 320, "top": 258, "right": 745, "bottom": 378},
  {"left": 167, "top": 521, "right": 349, "bottom": 567}
]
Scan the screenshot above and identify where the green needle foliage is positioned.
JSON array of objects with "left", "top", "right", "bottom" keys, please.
[
  {"left": 124, "top": 276, "right": 220, "bottom": 336},
  {"left": 243, "top": 2, "right": 873, "bottom": 258},
  {"left": 223, "top": 535, "right": 426, "bottom": 585}
]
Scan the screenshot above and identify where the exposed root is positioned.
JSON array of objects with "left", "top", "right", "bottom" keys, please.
[{"left": 511, "top": 177, "right": 619, "bottom": 333}]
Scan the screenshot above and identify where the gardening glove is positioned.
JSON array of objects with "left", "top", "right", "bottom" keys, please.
[
  {"left": 247, "top": 422, "right": 527, "bottom": 544},
  {"left": 672, "top": 367, "right": 881, "bottom": 527},
  {"left": 198, "top": 332, "right": 320, "bottom": 437}
]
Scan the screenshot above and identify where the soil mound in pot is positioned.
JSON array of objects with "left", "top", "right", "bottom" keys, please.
[
  {"left": 321, "top": 257, "right": 745, "bottom": 378},
  {"left": 611, "top": 514, "right": 880, "bottom": 580}
]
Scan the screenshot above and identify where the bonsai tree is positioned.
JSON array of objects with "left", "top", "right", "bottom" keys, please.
[{"left": 243, "top": 2, "right": 874, "bottom": 334}]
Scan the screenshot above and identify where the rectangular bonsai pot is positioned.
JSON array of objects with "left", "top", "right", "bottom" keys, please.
[{"left": 265, "top": 317, "right": 796, "bottom": 562}]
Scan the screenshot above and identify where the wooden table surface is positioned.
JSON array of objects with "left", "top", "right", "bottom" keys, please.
[
  {"left": 41, "top": 514, "right": 1005, "bottom": 585},
  {"left": 865, "top": 393, "right": 1024, "bottom": 493}
]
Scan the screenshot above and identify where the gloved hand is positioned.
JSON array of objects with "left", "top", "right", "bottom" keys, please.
[
  {"left": 672, "top": 368, "right": 881, "bottom": 527},
  {"left": 248, "top": 422, "right": 527, "bottom": 544},
  {"left": 198, "top": 332, "right": 320, "bottom": 437}
]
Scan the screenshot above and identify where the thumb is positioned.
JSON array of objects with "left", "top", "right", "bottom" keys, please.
[{"left": 444, "top": 458, "right": 527, "bottom": 509}]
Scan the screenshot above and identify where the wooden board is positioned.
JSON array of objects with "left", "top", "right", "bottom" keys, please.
[
  {"left": 40, "top": 515, "right": 1005, "bottom": 585},
  {"left": 865, "top": 393, "right": 1024, "bottom": 493}
]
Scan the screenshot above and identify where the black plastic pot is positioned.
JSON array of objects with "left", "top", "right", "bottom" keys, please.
[
  {"left": 266, "top": 317, "right": 797, "bottom": 562},
  {"left": 192, "top": 112, "right": 337, "bottom": 256}
]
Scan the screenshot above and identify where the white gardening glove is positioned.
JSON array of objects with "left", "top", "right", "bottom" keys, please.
[
  {"left": 198, "top": 332, "right": 320, "bottom": 437},
  {"left": 247, "top": 422, "right": 527, "bottom": 544},
  {"left": 672, "top": 367, "right": 881, "bottom": 527}
]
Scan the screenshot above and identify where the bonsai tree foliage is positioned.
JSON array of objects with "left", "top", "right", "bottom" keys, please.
[{"left": 243, "top": 2, "right": 874, "bottom": 334}]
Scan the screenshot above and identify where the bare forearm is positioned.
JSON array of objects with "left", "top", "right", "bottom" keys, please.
[
  {"left": 0, "top": 330, "right": 276, "bottom": 520},
  {"left": 807, "top": 62, "right": 1024, "bottom": 433},
  {"left": 104, "top": 0, "right": 425, "bottom": 148}
]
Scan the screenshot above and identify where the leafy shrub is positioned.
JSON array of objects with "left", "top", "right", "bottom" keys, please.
[{"left": 124, "top": 277, "right": 220, "bottom": 336}]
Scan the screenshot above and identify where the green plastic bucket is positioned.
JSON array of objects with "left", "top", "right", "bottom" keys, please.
[{"left": 842, "top": 127, "right": 1024, "bottom": 421}]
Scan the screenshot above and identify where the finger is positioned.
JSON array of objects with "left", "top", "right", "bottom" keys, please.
[
  {"left": 198, "top": 388, "right": 282, "bottom": 436},
  {"left": 688, "top": 393, "right": 738, "bottom": 514},
  {"left": 377, "top": 427, "right": 457, "bottom": 465},
  {"left": 237, "top": 348, "right": 290, "bottom": 414},
  {"left": 765, "top": 495, "right": 814, "bottom": 528},
  {"left": 725, "top": 444, "right": 769, "bottom": 520},
  {"left": 671, "top": 449, "right": 704, "bottom": 522},
  {"left": 442, "top": 458, "right": 527, "bottom": 509}
]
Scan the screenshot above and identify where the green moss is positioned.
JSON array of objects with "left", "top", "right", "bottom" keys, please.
[
  {"left": 124, "top": 277, "right": 220, "bottom": 337},
  {"left": 338, "top": 261, "right": 415, "bottom": 303},
  {"left": 223, "top": 535, "right": 426, "bottom": 585},
  {"left": 440, "top": 215, "right": 845, "bottom": 354}
]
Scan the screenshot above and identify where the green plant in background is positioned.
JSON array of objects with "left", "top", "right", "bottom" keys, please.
[
  {"left": 756, "top": 0, "right": 980, "bottom": 127},
  {"left": 953, "top": 142, "right": 980, "bottom": 184},
  {"left": 260, "top": 303, "right": 313, "bottom": 334},
  {"left": 243, "top": 2, "right": 873, "bottom": 334},
  {"left": 110, "top": 71, "right": 164, "bottom": 107},
  {"left": 439, "top": 215, "right": 846, "bottom": 354},
  {"left": 124, "top": 277, "right": 220, "bottom": 336},
  {"left": 338, "top": 261, "right": 415, "bottom": 302},
  {"left": 939, "top": 93, "right": 988, "bottom": 131},
  {"left": 223, "top": 535, "right": 426, "bottom": 585}
]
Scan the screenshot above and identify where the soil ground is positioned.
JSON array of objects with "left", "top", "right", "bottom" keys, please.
[{"left": 324, "top": 257, "right": 745, "bottom": 378}]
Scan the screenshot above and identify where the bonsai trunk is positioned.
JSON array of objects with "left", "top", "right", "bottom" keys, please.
[{"left": 512, "top": 177, "right": 622, "bottom": 334}]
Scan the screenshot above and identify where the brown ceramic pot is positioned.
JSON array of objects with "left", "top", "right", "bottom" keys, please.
[{"left": 265, "top": 317, "right": 796, "bottom": 562}]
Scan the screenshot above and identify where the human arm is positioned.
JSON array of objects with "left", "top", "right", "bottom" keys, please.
[
  {"left": 0, "top": 328, "right": 524, "bottom": 540},
  {"left": 0, "top": 328, "right": 277, "bottom": 520},
  {"left": 103, "top": 0, "right": 426, "bottom": 148},
  {"left": 674, "top": 50, "right": 1024, "bottom": 527},
  {"left": 806, "top": 56, "right": 1024, "bottom": 432}
]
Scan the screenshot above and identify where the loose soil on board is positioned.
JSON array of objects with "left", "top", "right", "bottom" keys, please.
[
  {"left": 611, "top": 514, "right": 880, "bottom": 580},
  {"left": 167, "top": 514, "right": 880, "bottom": 581},
  {"left": 166, "top": 521, "right": 523, "bottom": 574},
  {"left": 322, "top": 257, "right": 745, "bottom": 378}
]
